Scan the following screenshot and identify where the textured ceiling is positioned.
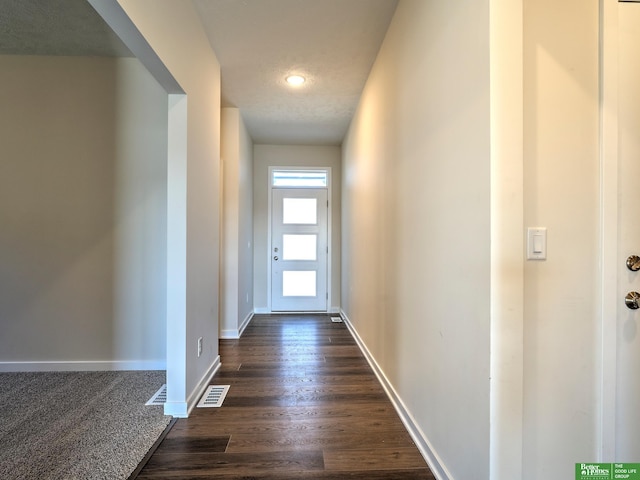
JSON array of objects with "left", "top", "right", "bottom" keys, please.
[
  {"left": 0, "top": 0, "right": 131, "bottom": 57},
  {"left": 0, "top": 0, "right": 132, "bottom": 57},
  {"left": 1, "top": 0, "right": 397, "bottom": 145},
  {"left": 193, "top": 0, "right": 398, "bottom": 145}
]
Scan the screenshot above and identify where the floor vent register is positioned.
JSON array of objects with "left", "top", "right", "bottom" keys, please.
[
  {"left": 145, "top": 384, "right": 167, "bottom": 406},
  {"left": 197, "top": 385, "right": 230, "bottom": 408}
]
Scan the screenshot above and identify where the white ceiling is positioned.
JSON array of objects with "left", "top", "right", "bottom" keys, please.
[
  {"left": 1, "top": 0, "right": 398, "bottom": 146},
  {"left": 192, "top": 0, "right": 398, "bottom": 145}
]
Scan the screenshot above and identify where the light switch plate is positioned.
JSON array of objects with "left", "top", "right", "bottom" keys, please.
[{"left": 527, "top": 227, "right": 547, "bottom": 260}]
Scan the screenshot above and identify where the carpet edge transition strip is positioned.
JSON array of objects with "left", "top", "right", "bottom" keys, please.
[{"left": 127, "top": 417, "right": 178, "bottom": 480}]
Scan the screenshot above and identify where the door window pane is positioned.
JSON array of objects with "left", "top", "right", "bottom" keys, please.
[
  {"left": 283, "top": 198, "right": 317, "bottom": 224},
  {"left": 282, "top": 271, "right": 316, "bottom": 297},
  {"left": 283, "top": 234, "right": 317, "bottom": 260}
]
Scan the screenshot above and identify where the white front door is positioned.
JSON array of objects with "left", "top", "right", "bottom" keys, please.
[
  {"left": 616, "top": 2, "right": 640, "bottom": 459},
  {"left": 271, "top": 188, "right": 328, "bottom": 311}
]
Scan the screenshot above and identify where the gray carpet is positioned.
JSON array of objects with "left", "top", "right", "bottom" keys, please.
[{"left": 0, "top": 371, "right": 171, "bottom": 480}]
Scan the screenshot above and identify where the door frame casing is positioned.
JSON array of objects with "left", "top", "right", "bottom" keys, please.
[
  {"left": 598, "top": 0, "right": 619, "bottom": 461},
  {"left": 266, "top": 166, "right": 332, "bottom": 313}
]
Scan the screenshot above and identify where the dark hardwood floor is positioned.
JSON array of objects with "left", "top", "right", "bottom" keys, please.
[{"left": 136, "top": 314, "right": 434, "bottom": 479}]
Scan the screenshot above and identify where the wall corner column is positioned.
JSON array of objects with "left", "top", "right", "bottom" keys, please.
[
  {"left": 489, "top": 0, "right": 525, "bottom": 478},
  {"left": 164, "top": 93, "right": 188, "bottom": 417}
]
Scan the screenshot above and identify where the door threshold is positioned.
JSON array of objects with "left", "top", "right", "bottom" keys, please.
[{"left": 268, "top": 311, "right": 329, "bottom": 314}]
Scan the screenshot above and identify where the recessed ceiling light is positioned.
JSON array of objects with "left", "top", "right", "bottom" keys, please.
[{"left": 286, "top": 75, "right": 305, "bottom": 86}]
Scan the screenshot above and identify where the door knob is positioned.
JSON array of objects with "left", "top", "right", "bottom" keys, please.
[
  {"left": 625, "top": 291, "right": 640, "bottom": 310},
  {"left": 626, "top": 255, "right": 640, "bottom": 271},
  {"left": 273, "top": 256, "right": 279, "bottom": 261}
]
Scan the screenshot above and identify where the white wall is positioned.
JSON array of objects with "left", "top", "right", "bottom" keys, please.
[
  {"left": 522, "top": 1, "right": 600, "bottom": 477},
  {"left": 341, "top": 1, "right": 491, "bottom": 478},
  {"left": 221, "top": 108, "right": 254, "bottom": 338},
  {"left": 0, "top": 56, "right": 167, "bottom": 370},
  {"left": 343, "top": 1, "right": 603, "bottom": 478},
  {"left": 253, "top": 144, "right": 341, "bottom": 312},
  {"left": 117, "top": 0, "right": 221, "bottom": 416}
]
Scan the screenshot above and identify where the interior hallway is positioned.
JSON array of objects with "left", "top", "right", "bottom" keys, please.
[{"left": 136, "top": 315, "right": 433, "bottom": 479}]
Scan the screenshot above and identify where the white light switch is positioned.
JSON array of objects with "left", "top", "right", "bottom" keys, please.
[
  {"left": 533, "top": 235, "right": 543, "bottom": 253},
  {"left": 527, "top": 227, "right": 547, "bottom": 260}
]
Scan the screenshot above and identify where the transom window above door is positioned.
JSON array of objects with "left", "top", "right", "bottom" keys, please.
[{"left": 272, "top": 170, "right": 328, "bottom": 188}]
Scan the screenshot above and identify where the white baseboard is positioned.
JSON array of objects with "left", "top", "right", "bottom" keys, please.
[
  {"left": 163, "top": 400, "right": 188, "bottom": 417},
  {"left": 219, "top": 329, "right": 239, "bottom": 339},
  {"left": 254, "top": 307, "right": 270, "bottom": 314},
  {"left": 0, "top": 360, "right": 166, "bottom": 372},
  {"left": 186, "top": 355, "right": 221, "bottom": 416},
  {"left": 164, "top": 355, "right": 221, "bottom": 418},
  {"left": 238, "top": 311, "right": 254, "bottom": 336},
  {"left": 329, "top": 306, "right": 341, "bottom": 314},
  {"left": 340, "top": 309, "right": 452, "bottom": 480},
  {"left": 220, "top": 311, "right": 255, "bottom": 339}
]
